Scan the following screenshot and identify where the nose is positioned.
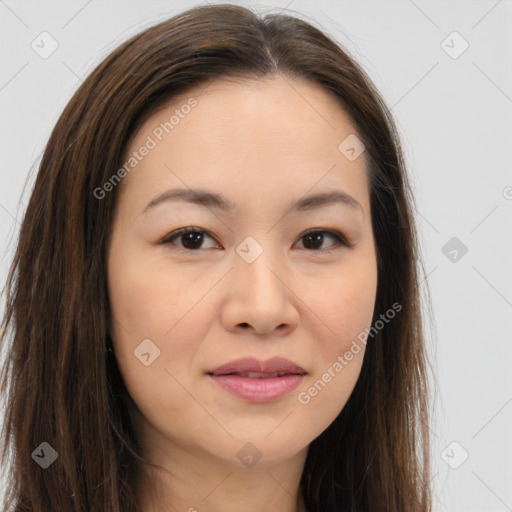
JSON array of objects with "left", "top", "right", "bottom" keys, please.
[{"left": 220, "top": 244, "right": 300, "bottom": 336}]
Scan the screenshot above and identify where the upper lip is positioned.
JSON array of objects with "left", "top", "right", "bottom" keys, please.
[{"left": 208, "top": 357, "right": 307, "bottom": 376}]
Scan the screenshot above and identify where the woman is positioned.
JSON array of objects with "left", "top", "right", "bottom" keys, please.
[{"left": 0, "top": 4, "right": 434, "bottom": 511}]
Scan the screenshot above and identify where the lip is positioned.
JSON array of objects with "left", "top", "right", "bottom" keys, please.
[
  {"left": 208, "top": 356, "right": 306, "bottom": 376},
  {"left": 207, "top": 357, "right": 307, "bottom": 403}
]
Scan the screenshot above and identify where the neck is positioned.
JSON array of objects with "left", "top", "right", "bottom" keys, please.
[{"left": 132, "top": 437, "right": 309, "bottom": 512}]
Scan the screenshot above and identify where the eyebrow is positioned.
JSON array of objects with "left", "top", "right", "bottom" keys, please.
[{"left": 142, "top": 188, "right": 363, "bottom": 215}]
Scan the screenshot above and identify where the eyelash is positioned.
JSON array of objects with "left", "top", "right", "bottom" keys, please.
[{"left": 159, "top": 226, "right": 352, "bottom": 253}]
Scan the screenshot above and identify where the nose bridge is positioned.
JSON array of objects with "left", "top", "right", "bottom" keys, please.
[
  {"left": 224, "top": 233, "right": 298, "bottom": 333},
  {"left": 234, "top": 234, "right": 285, "bottom": 298}
]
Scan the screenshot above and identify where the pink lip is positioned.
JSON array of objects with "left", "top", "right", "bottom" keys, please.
[{"left": 207, "top": 357, "right": 307, "bottom": 403}]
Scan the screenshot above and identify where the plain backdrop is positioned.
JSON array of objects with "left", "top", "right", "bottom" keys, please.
[{"left": 1, "top": 1, "right": 511, "bottom": 511}]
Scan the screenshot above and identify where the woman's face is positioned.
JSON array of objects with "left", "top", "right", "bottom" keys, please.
[{"left": 107, "top": 75, "right": 378, "bottom": 469}]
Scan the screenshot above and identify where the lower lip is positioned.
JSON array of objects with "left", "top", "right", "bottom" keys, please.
[{"left": 209, "top": 374, "right": 304, "bottom": 402}]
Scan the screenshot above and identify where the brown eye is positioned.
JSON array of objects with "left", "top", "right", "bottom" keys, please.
[
  {"left": 160, "top": 227, "right": 351, "bottom": 253},
  {"left": 161, "top": 227, "right": 219, "bottom": 251},
  {"left": 295, "top": 230, "right": 350, "bottom": 251}
]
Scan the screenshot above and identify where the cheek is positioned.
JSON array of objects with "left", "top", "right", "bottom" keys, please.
[
  {"left": 107, "top": 266, "right": 204, "bottom": 432},
  {"left": 107, "top": 240, "right": 200, "bottom": 340},
  {"left": 295, "top": 331, "right": 369, "bottom": 433},
  {"left": 107, "top": 244, "right": 213, "bottom": 409},
  {"left": 297, "top": 258, "right": 377, "bottom": 422},
  {"left": 311, "top": 261, "right": 377, "bottom": 364}
]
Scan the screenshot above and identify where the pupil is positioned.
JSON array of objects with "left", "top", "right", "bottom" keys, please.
[
  {"left": 305, "top": 233, "right": 322, "bottom": 250},
  {"left": 182, "top": 232, "right": 203, "bottom": 249}
]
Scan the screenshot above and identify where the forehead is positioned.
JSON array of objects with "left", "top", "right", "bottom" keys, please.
[
  {"left": 117, "top": 75, "right": 369, "bottom": 213},
  {"left": 129, "top": 75, "right": 358, "bottom": 141}
]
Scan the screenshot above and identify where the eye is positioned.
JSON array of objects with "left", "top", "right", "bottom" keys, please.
[
  {"left": 159, "top": 227, "right": 219, "bottom": 251},
  {"left": 294, "top": 229, "right": 351, "bottom": 252},
  {"left": 159, "top": 227, "right": 351, "bottom": 253}
]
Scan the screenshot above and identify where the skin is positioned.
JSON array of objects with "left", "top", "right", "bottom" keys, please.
[{"left": 107, "top": 74, "right": 378, "bottom": 512}]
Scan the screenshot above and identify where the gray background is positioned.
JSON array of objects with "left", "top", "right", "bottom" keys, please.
[{"left": 1, "top": 1, "right": 511, "bottom": 510}]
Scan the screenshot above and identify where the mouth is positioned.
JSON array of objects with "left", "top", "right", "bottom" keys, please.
[
  {"left": 210, "top": 371, "right": 302, "bottom": 378},
  {"left": 207, "top": 356, "right": 307, "bottom": 376},
  {"left": 207, "top": 357, "right": 307, "bottom": 402}
]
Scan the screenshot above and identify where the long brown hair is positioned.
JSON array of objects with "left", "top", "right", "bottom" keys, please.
[{"left": 1, "top": 4, "right": 434, "bottom": 511}]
